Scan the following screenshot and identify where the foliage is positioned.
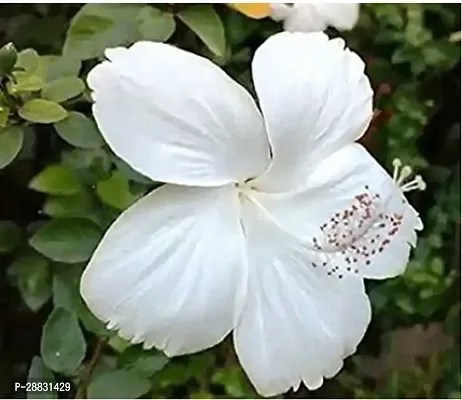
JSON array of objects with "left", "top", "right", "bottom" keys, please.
[{"left": 0, "top": 3, "right": 460, "bottom": 399}]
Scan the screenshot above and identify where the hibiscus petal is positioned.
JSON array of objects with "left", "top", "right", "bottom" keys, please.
[
  {"left": 250, "top": 144, "right": 423, "bottom": 280},
  {"left": 251, "top": 32, "right": 373, "bottom": 191},
  {"left": 80, "top": 184, "right": 246, "bottom": 356},
  {"left": 87, "top": 41, "right": 270, "bottom": 187},
  {"left": 234, "top": 200, "right": 371, "bottom": 396}
]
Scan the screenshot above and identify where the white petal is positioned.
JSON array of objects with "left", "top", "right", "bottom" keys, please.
[
  {"left": 249, "top": 144, "right": 423, "bottom": 281},
  {"left": 234, "top": 200, "right": 371, "bottom": 396},
  {"left": 251, "top": 32, "right": 373, "bottom": 191},
  {"left": 276, "top": 4, "right": 329, "bottom": 32},
  {"left": 87, "top": 41, "right": 270, "bottom": 187},
  {"left": 81, "top": 184, "right": 246, "bottom": 356},
  {"left": 321, "top": 3, "right": 360, "bottom": 31},
  {"left": 270, "top": 4, "right": 359, "bottom": 33}
]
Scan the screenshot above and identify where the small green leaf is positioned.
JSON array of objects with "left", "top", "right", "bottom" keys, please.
[
  {"left": 108, "top": 336, "right": 132, "bottom": 353},
  {"left": 63, "top": 4, "right": 145, "bottom": 60},
  {"left": 88, "top": 370, "right": 151, "bottom": 399},
  {"left": 0, "top": 220, "right": 21, "bottom": 252},
  {"left": 114, "top": 157, "right": 152, "bottom": 184},
  {"left": 41, "top": 77, "right": 85, "bottom": 103},
  {"left": 96, "top": 171, "right": 138, "bottom": 210},
  {"left": 0, "top": 42, "right": 18, "bottom": 76},
  {"left": 29, "top": 165, "right": 82, "bottom": 195},
  {"left": 54, "top": 111, "right": 103, "bottom": 149},
  {"left": 136, "top": 7, "right": 176, "bottom": 42},
  {"left": 10, "top": 71, "right": 43, "bottom": 92},
  {"left": 15, "top": 49, "right": 40, "bottom": 74},
  {"left": 0, "top": 126, "right": 24, "bottom": 169},
  {"left": 9, "top": 253, "right": 52, "bottom": 311},
  {"left": 27, "top": 357, "right": 57, "bottom": 399},
  {"left": 41, "top": 307, "right": 86, "bottom": 374},
  {"left": 29, "top": 218, "right": 103, "bottom": 263},
  {"left": 19, "top": 99, "right": 68, "bottom": 124},
  {"left": 52, "top": 268, "right": 82, "bottom": 311},
  {"left": 178, "top": 5, "right": 226, "bottom": 57}
]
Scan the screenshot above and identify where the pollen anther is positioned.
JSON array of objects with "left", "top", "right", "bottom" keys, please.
[{"left": 392, "top": 158, "right": 426, "bottom": 192}]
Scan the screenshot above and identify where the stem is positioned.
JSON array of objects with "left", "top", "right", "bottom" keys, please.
[{"left": 75, "top": 338, "right": 107, "bottom": 399}]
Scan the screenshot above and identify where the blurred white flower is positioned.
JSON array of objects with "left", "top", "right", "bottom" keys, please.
[
  {"left": 80, "top": 32, "right": 423, "bottom": 397},
  {"left": 271, "top": 3, "right": 360, "bottom": 32}
]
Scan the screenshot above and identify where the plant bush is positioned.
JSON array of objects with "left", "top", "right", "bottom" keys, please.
[{"left": 0, "top": 3, "right": 460, "bottom": 399}]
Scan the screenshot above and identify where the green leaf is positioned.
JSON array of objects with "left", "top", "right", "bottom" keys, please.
[
  {"left": 63, "top": 4, "right": 145, "bottom": 60},
  {"left": 41, "top": 307, "right": 86, "bottom": 374},
  {"left": 51, "top": 266, "right": 113, "bottom": 336},
  {"left": 96, "top": 171, "right": 138, "bottom": 210},
  {"left": 43, "top": 192, "right": 95, "bottom": 219},
  {"left": 15, "top": 49, "right": 40, "bottom": 74},
  {"left": 0, "top": 105, "right": 9, "bottom": 128},
  {"left": 0, "top": 42, "right": 18, "bottom": 76},
  {"left": 178, "top": 5, "right": 226, "bottom": 57},
  {"left": 9, "top": 253, "right": 52, "bottom": 311},
  {"left": 54, "top": 111, "right": 103, "bottom": 149},
  {"left": 29, "top": 218, "right": 103, "bottom": 263},
  {"left": 41, "top": 77, "right": 85, "bottom": 103},
  {"left": 119, "top": 348, "right": 169, "bottom": 377},
  {"left": 136, "top": 7, "right": 176, "bottom": 42},
  {"left": 27, "top": 357, "right": 57, "bottom": 399},
  {"left": 29, "top": 165, "right": 82, "bottom": 195},
  {"left": 88, "top": 370, "right": 151, "bottom": 399},
  {"left": 0, "top": 220, "right": 21, "bottom": 252},
  {"left": 19, "top": 99, "right": 68, "bottom": 124},
  {"left": 40, "top": 55, "right": 82, "bottom": 82},
  {"left": 0, "top": 126, "right": 24, "bottom": 169}
]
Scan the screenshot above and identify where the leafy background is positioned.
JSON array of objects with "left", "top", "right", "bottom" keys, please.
[{"left": 0, "top": 3, "right": 460, "bottom": 399}]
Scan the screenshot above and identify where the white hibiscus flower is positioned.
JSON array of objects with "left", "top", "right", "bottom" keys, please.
[
  {"left": 80, "top": 32, "right": 424, "bottom": 397},
  {"left": 271, "top": 3, "right": 360, "bottom": 32}
]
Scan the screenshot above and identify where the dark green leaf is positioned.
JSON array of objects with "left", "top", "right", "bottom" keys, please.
[
  {"left": 0, "top": 42, "right": 18, "bottom": 76},
  {"left": 88, "top": 370, "right": 151, "bottom": 399},
  {"left": 19, "top": 99, "right": 68, "bottom": 124},
  {"left": 41, "top": 307, "right": 86, "bottom": 374},
  {"left": 0, "top": 126, "right": 24, "bottom": 169},
  {"left": 41, "top": 77, "right": 85, "bottom": 103},
  {"left": 63, "top": 4, "right": 145, "bottom": 60},
  {"left": 29, "top": 165, "right": 82, "bottom": 195},
  {"left": 9, "top": 253, "right": 52, "bottom": 311},
  {"left": 0, "top": 220, "right": 21, "bottom": 252},
  {"left": 178, "top": 5, "right": 226, "bottom": 57},
  {"left": 29, "top": 218, "right": 102, "bottom": 263},
  {"left": 136, "top": 7, "right": 176, "bottom": 42},
  {"left": 27, "top": 357, "right": 57, "bottom": 399},
  {"left": 54, "top": 111, "right": 103, "bottom": 149}
]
